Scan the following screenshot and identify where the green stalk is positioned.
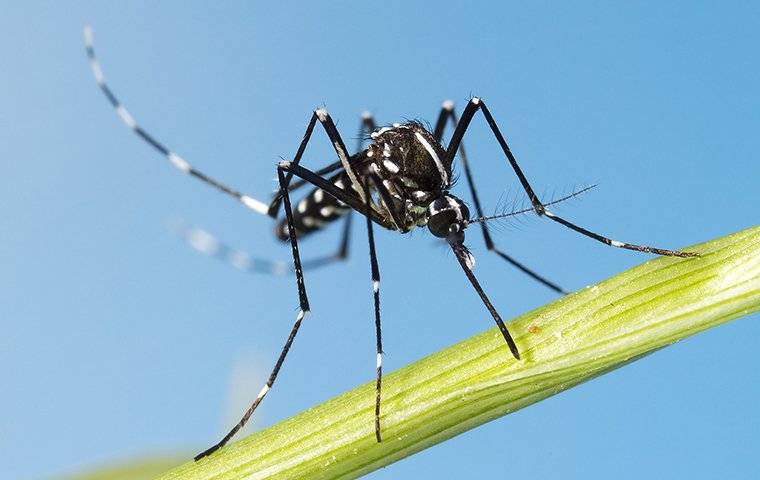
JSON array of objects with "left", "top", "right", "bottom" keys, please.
[{"left": 160, "top": 226, "right": 760, "bottom": 480}]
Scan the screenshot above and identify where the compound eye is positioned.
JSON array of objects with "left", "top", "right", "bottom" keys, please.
[{"left": 427, "top": 210, "right": 457, "bottom": 238}]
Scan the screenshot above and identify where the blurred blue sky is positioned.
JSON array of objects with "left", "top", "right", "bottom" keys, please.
[{"left": 1, "top": 2, "right": 758, "bottom": 479}]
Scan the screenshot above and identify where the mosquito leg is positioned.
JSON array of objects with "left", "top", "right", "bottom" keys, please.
[
  {"left": 318, "top": 111, "right": 376, "bottom": 265},
  {"left": 262, "top": 111, "right": 376, "bottom": 266},
  {"left": 83, "top": 26, "right": 270, "bottom": 216},
  {"left": 361, "top": 180, "right": 384, "bottom": 442},
  {"left": 445, "top": 97, "right": 697, "bottom": 258},
  {"left": 433, "top": 101, "right": 568, "bottom": 293},
  {"left": 268, "top": 108, "right": 372, "bottom": 217},
  {"left": 194, "top": 168, "right": 312, "bottom": 461},
  {"left": 364, "top": 115, "right": 385, "bottom": 442},
  {"left": 176, "top": 216, "right": 352, "bottom": 274},
  {"left": 449, "top": 242, "right": 520, "bottom": 360}
]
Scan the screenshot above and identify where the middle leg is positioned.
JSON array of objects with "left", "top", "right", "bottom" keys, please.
[{"left": 194, "top": 167, "right": 313, "bottom": 461}]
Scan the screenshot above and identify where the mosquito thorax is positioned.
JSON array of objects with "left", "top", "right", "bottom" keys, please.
[
  {"left": 367, "top": 122, "right": 450, "bottom": 193},
  {"left": 363, "top": 122, "right": 454, "bottom": 232},
  {"left": 426, "top": 194, "right": 470, "bottom": 240}
]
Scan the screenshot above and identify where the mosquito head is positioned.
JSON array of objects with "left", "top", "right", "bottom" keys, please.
[{"left": 426, "top": 194, "right": 470, "bottom": 242}]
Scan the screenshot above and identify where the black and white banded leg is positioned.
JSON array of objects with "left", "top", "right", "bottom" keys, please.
[
  {"left": 273, "top": 162, "right": 400, "bottom": 437},
  {"left": 83, "top": 26, "right": 270, "bottom": 216},
  {"left": 196, "top": 112, "right": 392, "bottom": 460},
  {"left": 433, "top": 101, "right": 568, "bottom": 293},
  {"left": 176, "top": 218, "right": 351, "bottom": 275},
  {"left": 445, "top": 97, "right": 698, "bottom": 258},
  {"left": 270, "top": 111, "right": 378, "bottom": 210},
  {"left": 363, "top": 180, "right": 384, "bottom": 443},
  {"left": 267, "top": 108, "right": 371, "bottom": 219},
  {"left": 275, "top": 112, "right": 378, "bottom": 268},
  {"left": 176, "top": 111, "right": 377, "bottom": 275},
  {"left": 265, "top": 111, "right": 378, "bottom": 268},
  {"left": 195, "top": 167, "right": 312, "bottom": 461}
]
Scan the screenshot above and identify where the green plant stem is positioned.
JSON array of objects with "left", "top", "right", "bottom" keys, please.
[{"left": 160, "top": 226, "right": 760, "bottom": 480}]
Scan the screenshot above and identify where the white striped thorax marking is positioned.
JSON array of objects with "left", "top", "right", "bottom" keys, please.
[{"left": 414, "top": 131, "right": 448, "bottom": 187}]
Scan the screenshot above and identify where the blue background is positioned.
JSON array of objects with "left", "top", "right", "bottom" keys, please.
[{"left": 2, "top": 2, "right": 758, "bottom": 479}]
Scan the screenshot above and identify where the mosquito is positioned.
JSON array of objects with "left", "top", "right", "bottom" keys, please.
[{"left": 84, "top": 26, "right": 696, "bottom": 461}]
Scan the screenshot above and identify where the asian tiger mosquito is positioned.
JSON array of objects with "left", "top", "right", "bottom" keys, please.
[{"left": 83, "top": 26, "right": 697, "bottom": 461}]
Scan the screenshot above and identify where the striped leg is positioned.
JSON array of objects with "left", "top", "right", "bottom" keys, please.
[
  {"left": 444, "top": 97, "right": 698, "bottom": 258},
  {"left": 196, "top": 112, "right": 383, "bottom": 459},
  {"left": 194, "top": 167, "right": 311, "bottom": 461},
  {"left": 179, "top": 112, "right": 378, "bottom": 275},
  {"left": 267, "top": 108, "right": 373, "bottom": 217},
  {"left": 175, "top": 218, "right": 352, "bottom": 275},
  {"left": 363, "top": 181, "right": 383, "bottom": 442},
  {"left": 83, "top": 26, "right": 269, "bottom": 216},
  {"left": 281, "top": 110, "right": 376, "bottom": 206},
  {"left": 433, "top": 101, "right": 568, "bottom": 293}
]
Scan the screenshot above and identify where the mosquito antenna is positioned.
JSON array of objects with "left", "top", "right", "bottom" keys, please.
[{"left": 468, "top": 184, "right": 597, "bottom": 225}]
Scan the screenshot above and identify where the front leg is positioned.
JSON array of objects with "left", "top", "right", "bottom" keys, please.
[
  {"left": 194, "top": 167, "right": 312, "bottom": 461},
  {"left": 446, "top": 97, "right": 697, "bottom": 258},
  {"left": 433, "top": 101, "right": 568, "bottom": 293}
]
